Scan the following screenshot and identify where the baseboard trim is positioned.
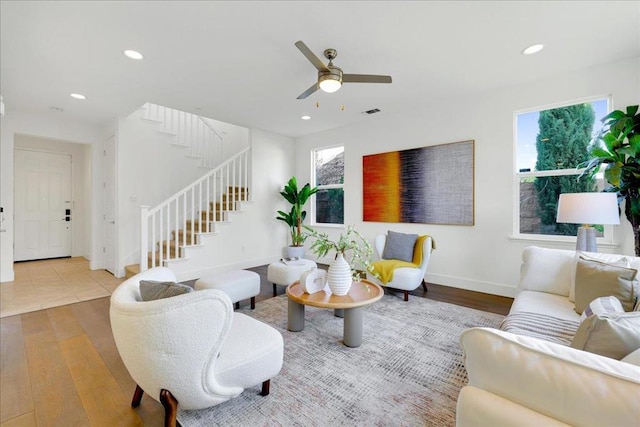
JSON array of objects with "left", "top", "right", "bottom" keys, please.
[{"left": 424, "top": 273, "right": 517, "bottom": 298}]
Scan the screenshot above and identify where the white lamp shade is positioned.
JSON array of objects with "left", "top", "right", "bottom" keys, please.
[
  {"left": 318, "top": 76, "right": 341, "bottom": 93},
  {"left": 556, "top": 193, "right": 620, "bottom": 225}
]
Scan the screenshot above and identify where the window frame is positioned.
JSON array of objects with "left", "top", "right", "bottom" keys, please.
[
  {"left": 310, "top": 144, "right": 345, "bottom": 227},
  {"left": 511, "top": 95, "right": 618, "bottom": 247}
]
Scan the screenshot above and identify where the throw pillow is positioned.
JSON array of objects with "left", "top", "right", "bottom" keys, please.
[
  {"left": 580, "top": 296, "right": 624, "bottom": 322},
  {"left": 570, "top": 312, "right": 640, "bottom": 360},
  {"left": 140, "top": 280, "right": 193, "bottom": 301},
  {"left": 573, "top": 256, "right": 637, "bottom": 314},
  {"left": 382, "top": 230, "right": 418, "bottom": 263},
  {"left": 569, "top": 252, "right": 629, "bottom": 302}
]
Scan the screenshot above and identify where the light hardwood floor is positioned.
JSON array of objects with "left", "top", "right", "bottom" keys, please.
[{"left": 0, "top": 260, "right": 512, "bottom": 427}]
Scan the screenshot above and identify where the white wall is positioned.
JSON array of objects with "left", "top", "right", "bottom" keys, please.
[
  {"left": 167, "top": 128, "right": 295, "bottom": 280},
  {"left": 14, "top": 134, "right": 91, "bottom": 258},
  {"left": 294, "top": 57, "right": 640, "bottom": 297},
  {"left": 0, "top": 110, "right": 106, "bottom": 282},
  {"left": 115, "top": 108, "right": 277, "bottom": 274}
]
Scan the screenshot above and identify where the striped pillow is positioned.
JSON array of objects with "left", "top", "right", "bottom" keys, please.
[{"left": 580, "top": 296, "right": 624, "bottom": 321}]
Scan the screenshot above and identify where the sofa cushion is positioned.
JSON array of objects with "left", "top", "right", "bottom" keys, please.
[
  {"left": 460, "top": 327, "right": 640, "bottom": 427},
  {"left": 140, "top": 280, "right": 193, "bottom": 301},
  {"left": 509, "top": 290, "right": 580, "bottom": 322},
  {"left": 570, "top": 312, "right": 640, "bottom": 360},
  {"left": 574, "top": 257, "right": 637, "bottom": 314},
  {"left": 580, "top": 296, "right": 624, "bottom": 322},
  {"left": 622, "top": 348, "right": 640, "bottom": 367},
  {"left": 570, "top": 251, "right": 630, "bottom": 302},
  {"left": 518, "top": 247, "right": 574, "bottom": 296},
  {"left": 382, "top": 230, "right": 418, "bottom": 262}
]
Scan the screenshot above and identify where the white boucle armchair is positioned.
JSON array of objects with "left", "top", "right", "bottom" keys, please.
[
  {"left": 110, "top": 267, "right": 284, "bottom": 427},
  {"left": 368, "top": 233, "right": 433, "bottom": 301}
]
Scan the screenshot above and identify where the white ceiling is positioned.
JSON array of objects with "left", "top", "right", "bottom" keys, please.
[{"left": 2, "top": 1, "right": 639, "bottom": 138}]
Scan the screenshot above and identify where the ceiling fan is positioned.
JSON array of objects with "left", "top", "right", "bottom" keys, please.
[{"left": 295, "top": 40, "right": 392, "bottom": 100}]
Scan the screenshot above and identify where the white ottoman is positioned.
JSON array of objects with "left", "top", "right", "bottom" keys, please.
[
  {"left": 267, "top": 258, "right": 317, "bottom": 296},
  {"left": 195, "top": 270, "right": 261, "bottom": 309}
]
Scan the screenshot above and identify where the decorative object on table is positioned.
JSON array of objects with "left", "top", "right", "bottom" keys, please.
[
  {"left": 362, "top": 140, "right": 474, "bottom": 225},
  {"left": 581, "top": 105, "right": 640, "bottom": 255},
  {"left": 556, "top": 192, "right": 620, "bottom": 252},
  {"left": 276, "top": 176, "right": 318, "bottom": 258},
  {"left": 299, "top": 268, "right": 327, "bottom": 294},
  {"left": 305, "top": 225, "right": 376, "bottom": 296}
]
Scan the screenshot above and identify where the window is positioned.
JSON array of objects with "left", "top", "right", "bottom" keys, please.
[
  {"left": 312, "top": 146, "right": 344, "bottom": 225},
  {"left": 515, "top": 97, "right": 610, "bottom": 238}
]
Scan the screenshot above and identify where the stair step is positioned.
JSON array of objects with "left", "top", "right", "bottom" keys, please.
[
  {"left": 171, "top": 229, "right": 197, "bottom": 245},
  {"left": 185, "top": 220, "right": 214, "bottom": 232},
  {"left": 124, "top": 264, "right": 140, "bottom": 279},
  {"left": 201, "top": 210, "right": 226, "bottom": 222},
  {"left": 210, "top": 201, "right": 237, "bottom": 211}
]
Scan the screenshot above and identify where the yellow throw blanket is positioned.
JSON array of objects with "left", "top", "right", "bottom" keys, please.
[
  {"left": 372, "top": 235, "right": 435, "bottom": 284},
  {"left": 372, "top": 259, "right": 418, "bottom": 284}
]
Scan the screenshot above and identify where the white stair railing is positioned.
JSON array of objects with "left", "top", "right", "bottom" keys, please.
[
  {"left": 139, "top": 147, "right": 250, "bottom": 271},
  {"left": 141, "top": 103, "right": 224, "bottom": 167}
]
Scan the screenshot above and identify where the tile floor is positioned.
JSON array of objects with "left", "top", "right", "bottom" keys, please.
[{"left": 0, "top": 257, "right": 125, "bottom": 318}]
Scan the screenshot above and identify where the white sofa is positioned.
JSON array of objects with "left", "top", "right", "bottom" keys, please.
[{"left": 456, "top": 247, "right": 640, "bottom": 426}]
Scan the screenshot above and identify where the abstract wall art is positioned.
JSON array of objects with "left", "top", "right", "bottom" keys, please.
[{"left": 362, "top": 140, "right": 474, "bottom": 225}]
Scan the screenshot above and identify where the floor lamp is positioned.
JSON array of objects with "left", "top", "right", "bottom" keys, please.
[{"left": 556, "top": 193, "right": 620, "bottom": 252}]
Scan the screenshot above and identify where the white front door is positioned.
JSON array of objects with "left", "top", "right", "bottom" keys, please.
[
  {"left": 103, "top": 136, "right": 117, "bottom": 275},
  {"left": 14, "top": 149, "right": 72, "bottom": 261}
]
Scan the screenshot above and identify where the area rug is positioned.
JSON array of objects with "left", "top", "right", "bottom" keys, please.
[{"left": 177, "top": 294, "right": 504, "bottom": 426}]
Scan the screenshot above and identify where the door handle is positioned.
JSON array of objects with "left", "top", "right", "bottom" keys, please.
[{"left": 109, "top": 221, "right": 115, "bottom": 224}]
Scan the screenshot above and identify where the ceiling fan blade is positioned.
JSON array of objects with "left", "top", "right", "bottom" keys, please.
[
  {"left": 295, "top": 40, "right": 329, "bottom": 72},
  {"left": 342, "top": 74, "right": 392, "bottom": 84},
  {"left": 297, "top": 82, "right": 319, "bottom": 100}
]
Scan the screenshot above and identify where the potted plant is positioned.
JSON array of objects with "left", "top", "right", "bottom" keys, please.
[
  {"left": 276, "top": 176, "right": 318, "bottom": 258},
  {"left": 582, "top": 105, "right": 640, "bottom": 255},
  {"left": 304, "top": 225, "right": 376, "bottom": 295}
]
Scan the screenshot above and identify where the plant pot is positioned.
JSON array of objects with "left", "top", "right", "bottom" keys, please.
[
  {"left": 287, "top": 246, "right": 305, "bottom": 259},
  {"left": 327, "top": 252, "right": 352, "bottom": 296}
]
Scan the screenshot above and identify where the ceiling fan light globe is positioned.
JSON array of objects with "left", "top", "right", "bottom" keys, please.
[{"left": 319, "top": 76, "right": 342, "bottom": 93}]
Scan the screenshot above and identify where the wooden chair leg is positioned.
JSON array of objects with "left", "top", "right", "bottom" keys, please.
[
  {"left": 403, "top": 290, "right": 409, "bottom": 302},
  {"left": 261, "top": 379, "right": 271, "bottom": 396},
  {"left": 131, "top": 384, "right": 144, "bottom": 407},
  {"left": 272, "top": 283, "right": 277, "bottom": 296},
  {"left": 250, "top": 296, "right": 256, "bottom": 309},
  {"left": 160, "top": 389, "right": 179, "bottom": 427},
  {"left": 421, "top": 280, "right": 428, "bottom": 292}
]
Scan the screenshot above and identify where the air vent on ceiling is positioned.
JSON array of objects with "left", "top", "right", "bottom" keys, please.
[{"left": 363, "top": 108, "right": 380, "bottom": 115}]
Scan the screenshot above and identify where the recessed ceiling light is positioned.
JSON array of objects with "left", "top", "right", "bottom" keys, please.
[
  {"left": 123, "top": 49, "right": 144, "bottom": 60},
  {"left": 522, "top": 44, "right": 544, "bottom": 55},
  {"left": 301, "top": 115, "right": 311, "bottom": 120},
  {"left": 70, "top": 93, "right": 87, "bottom": 100}
]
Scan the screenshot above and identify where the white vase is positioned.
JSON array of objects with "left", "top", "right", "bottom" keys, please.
[{"left": 327, "top": 252, "right": 352, "bottom": 296}]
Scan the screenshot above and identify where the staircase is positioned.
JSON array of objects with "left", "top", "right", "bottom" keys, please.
[
  {"left": 140, "top": 102, "right": 225, "bottom": 168},
  {"left": 124, "top": 103, "right": 251, "bottom": 279}
]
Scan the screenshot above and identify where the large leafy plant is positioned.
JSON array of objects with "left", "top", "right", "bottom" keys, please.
[
  {"left": 582, "top": 105, "right": 640, "bottom": 255},
  {"left": 276, "top": 177, "right": 318, "bottom": 247}
]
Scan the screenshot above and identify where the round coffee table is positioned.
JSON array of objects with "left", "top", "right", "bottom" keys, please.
[{"left": 286, "top": 279, "right": 383, "bottom": 348}]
